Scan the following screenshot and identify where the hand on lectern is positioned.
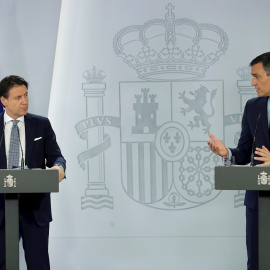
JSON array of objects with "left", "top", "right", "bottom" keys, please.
[
  {"left": 207, "top": 133, "right": 229, "bottom": 159},
  {"left": 51, "top": 165, "right": 65, "bottom": 182},
  {"left": 254, "top": 146, "right": 270, "bottom": 166}
]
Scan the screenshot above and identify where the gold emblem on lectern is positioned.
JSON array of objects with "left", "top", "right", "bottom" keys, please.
[
  {"left": 257, "top": 171, "right": 270, "bottom": 185},
  {"left": 3, "top": 174, "right": 16, "bottom": 188}
]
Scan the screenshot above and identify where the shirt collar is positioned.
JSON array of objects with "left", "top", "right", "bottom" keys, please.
[{"left": 4, "top": 112, "right": 25, "bottom": 125}]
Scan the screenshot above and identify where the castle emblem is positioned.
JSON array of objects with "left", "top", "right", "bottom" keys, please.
[
  {"left": 4, "top": 174, "right": 16, "bottom": 188},
  {"left": 132, "top": 88, "right": 159, "bottom": 134}
]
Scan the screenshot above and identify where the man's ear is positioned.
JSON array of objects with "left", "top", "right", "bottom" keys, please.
[{"left": 0, "top": 97, "right": 6, "bottom": 107}]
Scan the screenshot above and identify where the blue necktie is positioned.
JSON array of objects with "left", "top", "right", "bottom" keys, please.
[{"left": 8, "top": 120, "right": 20, "bottom": 169}]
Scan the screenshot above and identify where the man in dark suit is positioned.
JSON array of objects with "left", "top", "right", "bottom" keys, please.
[
  {"left": 208, "top": 52, "right": 270, "bottom": 270},
  {"left": 0, "top": 75, "right": 66, "bottom": 270}
]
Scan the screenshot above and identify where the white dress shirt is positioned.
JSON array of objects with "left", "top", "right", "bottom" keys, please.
[{"left": 4, "top": 112, "right": 26, "bottom": 168}]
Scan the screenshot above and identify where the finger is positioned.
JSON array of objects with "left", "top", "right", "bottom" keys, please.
[
  {"left": 256, "top": 147, "right": 269, "bottom": 153},
  {"left": 209, "top": 145, "right": 215, "bottom": 152},
  {"left": 208, "top": 142, "right": 215, "bottom": 150},
  {"left": 254, "top": 156, "right": 265, "bottom": 161},
  {"left": 255, "top": 149, "right": 267, "bottom": 155},
  {"left": 208, "top": 134, "right": 216, "bottom": 142},
  {"left": 255, "top": 148, "right": 266, "bottom": 154},
  {"left": 255, "top": 151, "right": 270, "bottom": 158},
  {"left": 254, "top": 151, "right": 263, "bottom": 156}
]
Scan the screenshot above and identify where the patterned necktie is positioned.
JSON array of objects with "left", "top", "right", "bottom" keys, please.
[{"left": 8, "top": 120, "right": 20, "bottom": 169}]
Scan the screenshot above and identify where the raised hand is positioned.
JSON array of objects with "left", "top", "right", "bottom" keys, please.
[
  {"left": 254, "top": 146, "right": 270, "bottom": 166},
  {"left": 207, "top": 133, "right": 229, "bottom": 159}
]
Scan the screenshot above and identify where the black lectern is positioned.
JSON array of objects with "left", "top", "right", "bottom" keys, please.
[
  {"left": 215, "top": 166, "right": 270, "bottom": 270},
  {"left": 0, "top": 169, "right": 59, "bottom": 270}
]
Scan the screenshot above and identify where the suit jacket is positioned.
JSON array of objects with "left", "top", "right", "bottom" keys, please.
[
  {"left": 230, "top": 97, "right": 269, "bottom": 210},
  {"left": 0, "top": 112, "right": 66, "bottom": 226}
]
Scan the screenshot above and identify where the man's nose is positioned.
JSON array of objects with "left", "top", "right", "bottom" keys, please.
[{"left": 22, "top": 96, "right": 28, "bottom": 104}]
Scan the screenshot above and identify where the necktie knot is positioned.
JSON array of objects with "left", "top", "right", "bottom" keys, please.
[{"left": 12, "top": 120, "right": 19, "bottom": 127}]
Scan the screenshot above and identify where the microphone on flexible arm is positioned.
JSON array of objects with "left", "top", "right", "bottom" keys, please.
[
  {"left": 250, "top": 112, "right": 261, "bottom": 167},
  {"left": 16, "top": 125, "right": 25, "bottom": 170}
]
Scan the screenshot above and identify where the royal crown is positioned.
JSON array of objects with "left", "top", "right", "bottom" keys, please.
[
  {"left": 113, "top": 3, "right": 229, "bottom": 81},
  {"left": 83, "top": 66, "right": 106, "bottom": 83}
]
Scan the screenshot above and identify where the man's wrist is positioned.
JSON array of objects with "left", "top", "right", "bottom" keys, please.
[
  {"left": 226, "top": 148, "right": 232, "bottom": 160},
  {"left": 53, "top": 164, "right": 65, "bottom": 172}
]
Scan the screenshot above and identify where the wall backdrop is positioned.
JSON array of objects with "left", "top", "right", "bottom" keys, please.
[
  {"left": 3, "top": 0, "right": 270, "bottom": 269},
  {"left": 0, "top": 0, "right": 61, "bottom": 116}
]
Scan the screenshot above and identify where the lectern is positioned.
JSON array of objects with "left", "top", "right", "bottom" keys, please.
[
  {"left": 0, "top": 169, "right": 59, "bottom": 270},
  {"left": 215, "top": 166, "right": 270, "bottom": 269}
]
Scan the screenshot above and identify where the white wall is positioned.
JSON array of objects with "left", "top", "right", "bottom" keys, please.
[{"left": 0, "top": 0, "right": 61, "bottom": 116}]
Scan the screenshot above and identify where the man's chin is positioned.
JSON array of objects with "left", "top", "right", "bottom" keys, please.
[{"left": 21, "top": 110, "right": 28, "bottom": 115}]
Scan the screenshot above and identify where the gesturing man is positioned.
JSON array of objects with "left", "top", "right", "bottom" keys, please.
[
  {"left": 0, "top": 75, "right": 66, "bottom": 270},
  {"left": 208, "top": 52, "right": 270, "bottom": 270}
]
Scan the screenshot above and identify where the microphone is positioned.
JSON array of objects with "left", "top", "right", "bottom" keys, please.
[
  {"left": 250, "top": 112, "right": 261, "bottom": 167},
  {"left": 16, "top": 125, "right": 25, "bottom": 170}
]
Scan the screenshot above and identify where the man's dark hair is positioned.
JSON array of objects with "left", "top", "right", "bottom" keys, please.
[
  {"left": 0, "top": 75, "right": 28, "bottom": 99},
  {"left": 250, "top": 52, "right": 270, "bottom": 76}
]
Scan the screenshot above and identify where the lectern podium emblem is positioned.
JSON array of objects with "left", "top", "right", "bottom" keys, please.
[
  {"left": 4, "top": 174, "right": 16, "bottom": 188},
  {"left": 257, "top": 171, "right": 270, "bottom": 185}
]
